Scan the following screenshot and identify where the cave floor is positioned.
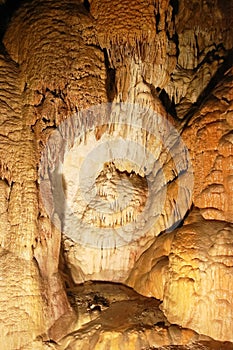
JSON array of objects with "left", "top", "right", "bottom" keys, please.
[{"left": 44, "top": 282, "right": 233, "bottom": 350}]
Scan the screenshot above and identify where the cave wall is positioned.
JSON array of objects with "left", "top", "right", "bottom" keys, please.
[{"left": 0, "top": 0, "right": 232, "bottom": 349}]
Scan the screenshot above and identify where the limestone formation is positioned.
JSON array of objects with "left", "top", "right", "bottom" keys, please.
[
  {"left": 183, "top": 67, "right": 233, "bottom": 223},
  {"left": 0, "top": 0, "right": 232, "bottom": 349},
  {"left": 127, "top": 208, "right": 233, "bottom": 342}
]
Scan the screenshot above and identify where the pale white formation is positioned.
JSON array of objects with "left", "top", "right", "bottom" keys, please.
[{"left": 39, "top": 98, "right": 193, "bottom": 283}]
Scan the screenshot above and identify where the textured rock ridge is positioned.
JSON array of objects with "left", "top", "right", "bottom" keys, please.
[
  {"left": 127, "top": 209, "right": 233, "bottom": 342},
  {"left": 0, "top": 51, "right": 46, "bottom": 349},
  {"left": 183, "top": 66, "right": 233, "bottom": 222}
]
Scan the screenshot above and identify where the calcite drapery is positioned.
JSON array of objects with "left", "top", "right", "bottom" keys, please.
[{"left": 183, "top": 67, "right": 233, "bottom": 223}]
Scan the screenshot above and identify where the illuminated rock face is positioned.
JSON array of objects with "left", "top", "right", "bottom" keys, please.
[
  {"left": 39, "top": 103, "right": 193, "bottom": 284},
  {"left": 0, "top": 0, "right": 233, "bottom": 348},
  {"left": 183, "top": 68, "right": 233, "bottom": 223},
  {"left": 127, "top": 209, "right": 233, "bottom": 342},
  {"left": 162, "top": 215, "right": 233, "bottom": 342}
]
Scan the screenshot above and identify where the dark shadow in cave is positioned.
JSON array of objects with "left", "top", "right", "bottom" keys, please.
[
  {"left": 156, "top": 87, "right": 178, "bottom": 119},
  {"left": 0, "top": 0, "right": 24, "bottom": 40},
  {"left": 83, "top": 0, "right": 90, "bottom": 12},
  {"left": 103, "top": 48, "right": 117, "bottom": 102},
  {"left": 181, "top": 48, "right": 233, "bottom": 132}
]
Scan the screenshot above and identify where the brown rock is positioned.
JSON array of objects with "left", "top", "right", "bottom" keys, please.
[
  {"left": 0, "top": 0, "right": 232, "bottom": 348},
  {"left": 183, "top": 67, "right": 233, "bottom": 222},
  {"left": 162, "top": 212, "right": 233, "bottom": 342},
  {"left": 128, "top": 209, "right": 233, "bottom": 342}
]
